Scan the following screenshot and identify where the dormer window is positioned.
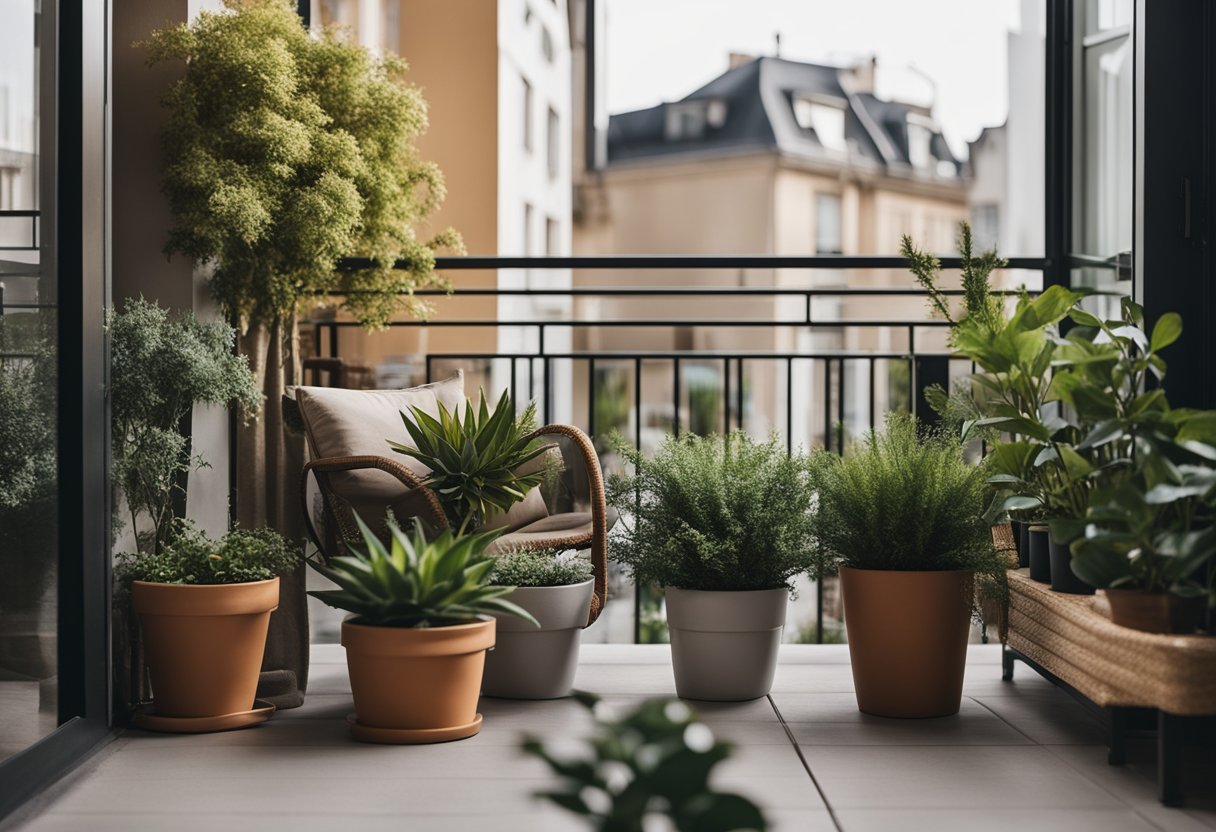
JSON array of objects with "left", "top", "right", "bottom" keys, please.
[
  {"left": 906, "top": 116, "right": 935, "bottom": 169},
  {"left": 665, "top": 100, "right": 727, "bottom": 141},
  {"left": 793, "top": 95, "right": 847, "bottom": 153}
]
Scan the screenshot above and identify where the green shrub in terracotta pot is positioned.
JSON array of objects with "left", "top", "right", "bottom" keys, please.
[{"left": 607, "top": 431, "right": 816, "bottom": 701}]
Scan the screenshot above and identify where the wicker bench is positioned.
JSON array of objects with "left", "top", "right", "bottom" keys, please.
[{"left": 1002, "top": 569, "right": 1216, "bottom": 805}]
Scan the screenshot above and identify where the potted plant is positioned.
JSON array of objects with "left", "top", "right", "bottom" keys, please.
[
  {"left": 482, "top": 549, "right": 594, "bottom": 699},
  {"left": 389, "top": 390, "right": 555, "bottom": 535},
  {"left": 810, "top": 415, "right": 1007, "bottom": 718},
  {"left": 118, "top": 523, "right": 298, "bottom": 731},
  {"left": 308, "top": 516, "right": 536, "bottom": 743},
  {"left": 522, "top": 693, "right": 768, "bottom": 831},
  {"left": 607, "top": 431, "right": 816, "bottom": 701}
]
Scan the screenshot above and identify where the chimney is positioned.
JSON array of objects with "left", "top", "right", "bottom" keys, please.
[
  {"left": 841, "top": 55, "right": 877, "bottom": 95},
  {"left": 729, "top": 52, "right": 756, "bottom": 70}
]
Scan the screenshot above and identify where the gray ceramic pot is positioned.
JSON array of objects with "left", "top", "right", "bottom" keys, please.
[
  {"left": 665, "top": 587, "right": 788, "bottom": 701},
  {"left": 481, "top": 578, "right": 594, "bottom": 699}
]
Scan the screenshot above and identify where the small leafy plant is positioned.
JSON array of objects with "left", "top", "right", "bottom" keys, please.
[
  {"left": 606, "top": 431, "right": 817, "bottom": 592},
  {"left": 810, "top": 415, "right": 1007, "bottom": 610},
  {"left": 389, "top": 390, "right": 554, "bottom": 534},
  {"left": 118, "top": 521, "right": 297, "bottom": 585},
  {"left": 308, "top": 515, "right": 537, "bottom": 627},
  {"left": 522, "top": 692, "right": 768, "bottom": 832},
  {"left": 490, "top": 548, "right": 593, "bottom": 588}
]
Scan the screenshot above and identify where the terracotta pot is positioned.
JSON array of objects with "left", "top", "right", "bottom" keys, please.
[
  {"left": 1105, "top": 589, "right": 1206, "bottom": 634},
  {"left": 483, "top": 579, "right": 593, "bottom": 699},
  {"left": 665, "top": 587, "right": 788, "bottom": 701},
  {"left": 132, "top": 578, "right": 279, "bottom": 718},
  {"left": 1049, "top": 532, "right": 1094, "bottom": 595},
  {"left": 342, "top": 616, "right": 494, "bottom": 742},
  {"left": 1027, "top": 525, "right": 1051, "bottom": 583},
  {"left": 840, "top": 566, "right": 972, "bottom": 718}
]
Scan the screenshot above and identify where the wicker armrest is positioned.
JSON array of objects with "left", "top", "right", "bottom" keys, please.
[
  {"left": 300, "top": 455, "right": 448, "bottom": 557},
  {"left": 527, "top": 424, "right": 609, "bottom": 627}
]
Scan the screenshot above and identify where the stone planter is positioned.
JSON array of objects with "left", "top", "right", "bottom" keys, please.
[
  {"left": 665, "top": 587, "right": 788, "bottom": 701},
  {"left": 482, "top": 579, "right": 594, "bottom": 699}
]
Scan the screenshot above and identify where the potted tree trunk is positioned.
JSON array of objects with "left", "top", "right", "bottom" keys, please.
[
  {"left": 119, "top": 524, "right": 298, "bottom": 732},
  {"left": 482, "top": 550, "right": 594, "bottom": 699},
  {"left": 308, "top": 517, "right": 536, "bottom": 744},
  {"left": 811, "top": 415, "right": 1008, "bottom": 718},
  {"left": 607, "top": 432, "right": 817, "bottom": 702}
]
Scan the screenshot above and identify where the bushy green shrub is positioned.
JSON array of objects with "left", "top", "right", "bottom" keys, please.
[
  {"left": 119, "top": 522, "right": 297, "bottom": 585},
  {"left": 490, "top": 549, "right": 592, "bottom": 588},
  {"left": 606, "top": 431, "right": 817, "bottom": 592},
  {"left": 810, "top": 415, "right": 999, "bottom": 574}
]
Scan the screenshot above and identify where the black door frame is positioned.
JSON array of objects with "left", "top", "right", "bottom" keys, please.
[{"left": 0, "top": 0, "right": 113, "bottom": 820}]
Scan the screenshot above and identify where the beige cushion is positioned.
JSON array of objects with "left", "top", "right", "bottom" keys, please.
[
  {"left": 487, "top": 512, "right": 594, "bottom": 554},
  {"left": 297, "top": 373, "right": 465, "bottom": 528},
  {"left": 482, "top": 487, "right": 549, "bottom": 534}
]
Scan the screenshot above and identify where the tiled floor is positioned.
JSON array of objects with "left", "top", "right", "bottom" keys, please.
[{"left": 13, "top": 645, "right": 1216, "bottom": 831}]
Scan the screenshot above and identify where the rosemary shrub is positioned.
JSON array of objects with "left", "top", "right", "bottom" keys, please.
[
  {"left": 118, "top": 522, "right": 298, "bottom": 585},
  {"left": 606, "top": 432, "right": 817, "bottom": 592}
]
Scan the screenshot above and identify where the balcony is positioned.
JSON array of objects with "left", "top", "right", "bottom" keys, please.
[{"left": 18, "top": 644, "right": 1216, "bottom": 832}]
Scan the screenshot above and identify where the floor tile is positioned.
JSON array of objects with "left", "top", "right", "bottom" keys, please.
[{"left": 835, "top": 808, "right": 1160, "bottom": 832}]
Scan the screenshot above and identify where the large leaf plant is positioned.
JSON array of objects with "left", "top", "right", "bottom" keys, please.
[
  {"left": 388, "top": 390, "right": 555, "bottom": 534},
  {"left": 308, "top": 514, "right": 537, "bottom": 628}
]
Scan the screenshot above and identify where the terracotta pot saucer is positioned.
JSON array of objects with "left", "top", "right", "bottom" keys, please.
[
  {"left": 345, "top": 713, "right": 483, "bottom": 745},
  {"left": 132, "top": 699, "right": 275, "bottom": 734}
]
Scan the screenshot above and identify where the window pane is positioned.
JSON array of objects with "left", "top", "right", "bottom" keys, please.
[
  {"left": 815, "top": 192, "right": 842, "bottom": 254},
  {"left": 1080, "top": 33, "right": 1133, "bottom": 259},
  {"left": 0, "top": 0, "right": 58, "bottom": 763}
]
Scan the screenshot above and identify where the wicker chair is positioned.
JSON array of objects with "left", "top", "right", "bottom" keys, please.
[{"left": 294, "top": 372, "right": 608, "bottom": 626}]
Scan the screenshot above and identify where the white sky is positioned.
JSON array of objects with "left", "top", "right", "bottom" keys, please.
[{"left": 604, "top": 0, "right": 1026, "bottom": 158}]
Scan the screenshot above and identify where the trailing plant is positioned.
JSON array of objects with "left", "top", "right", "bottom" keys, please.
[
  {"left": 490, "top": 548, "right": 592, "bottom": 588},
  {"left": 118, "top": 521, "right": 298, "bottom": 585},
  {"left": 521, "top": 692, "right": 768, "bottom": 832},
  {"left": 308, "top": 515, "right": 537, "bottom": 627},
  {"left": 606, "top": 431, "right": 817, "bottom": 593},
  {"left": 109, "top": 298, "right": 261, "bottom": 554},
  {"left": 148, "top": 0, "right": 460, "bottom": 329},
  {"left": 388, "top": 390, "right": 556, "bottom": 534},
  {"left": 0, "top": 314, "right": 57, "bottom": 612}
]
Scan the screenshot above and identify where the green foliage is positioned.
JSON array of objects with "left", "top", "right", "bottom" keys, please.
[
  {"left": 0, "top": 314, "right": 57, "bottom": 610},
  {"left": 118, "top": 521, "right": 298, "bottom": 585},
  {"left": 148, "top": 0, "right": 459, "bottom": 328},
  {"left": 810, "top": 415, "right": 1001, "bottom": 577},
  {"left": 490, "top": 548, "right": 592, "bottom": 588},
  {"left": 308, "top": 515, "right": 537, "bottom": 627},
  {"left": 388, "top": 390, "right": 554, "bottom": 534},
  {"left": 903, "top": 222, "right": 1007, "bottom": 335},
  {"left": 522, "top": 692, "right": 768, "bottom": 832},
  {"left": 606, "top": 431, "right": 817, "bottom": 592},
  {"left": 109, "top": 298, "right": 261, "bottom": 554}
]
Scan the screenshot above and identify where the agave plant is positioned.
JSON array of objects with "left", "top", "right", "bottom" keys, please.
[
  {"left": 307, "top": 515, "right": 538, "bottom": 628},
  {"left": 389, "top": 389, "right": 555, "bottom": 534}
]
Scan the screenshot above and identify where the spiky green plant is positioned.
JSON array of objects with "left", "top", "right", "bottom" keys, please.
[
  {"left": 388, "top": 390, "right": 554, "bottom": 534},
  {"left": 307, "top": 515, "right": 537, "bottom": 628}
]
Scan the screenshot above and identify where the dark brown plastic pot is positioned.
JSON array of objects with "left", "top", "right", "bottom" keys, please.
[
  {"left": 1027, "top": 525, "right": 1051, "bottom": 583},
  {"left": 1106, "top": 589, "right": 1205, "bottom": 634},
  {"left": 342, "top": 616, "right": 494, "bottom": 743},
  {"left": 840, "top": 566, "right": 972, "bottom": 718},
  {"left": 132, "top": 578, "right": 279, "bottom": 718}
]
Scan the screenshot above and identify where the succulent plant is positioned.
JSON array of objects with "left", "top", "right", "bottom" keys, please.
[
  {"left": 522, "top": 692, "right": 768, "bottom": 831},
  {"left": 307, "top": 515, "right": 538, "bottom": 628},
  {"left": 388, "top": 389, "right": 555, "bottom": 534}
]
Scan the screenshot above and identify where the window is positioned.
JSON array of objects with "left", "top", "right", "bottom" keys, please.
[
  {"left": 522, "top": 77, "right": 533, "bottom": 151},
  {"left": 1080, "top": 3, "right": 1132, "bottom": 261},
  {"left": 546, "top": 217, "right": 560, "bottom": 255},
  {"left": 794, "top": 97, "right": 847, "bottom": 153},
  {"left": 664, "top": 100, "right": 727, "bottom": 141},
  {"left": 523, "top": 202, "right": 534, "bottom": 255},
  {"left": 815, "top": 192, "right": 843, "bottom": 254},
  {"left": 0, "top": 168, "right": 16, "bottom": 211},
  {"left": 547, "top": 107, "right": 560, "bottom": 180},
  {"left": 907, "top": 121, "right": 933, "bottom": 170},
  {"left": 971, "top": 204, "right": 1000, "bottom": 251},
  {"left": 541, "top": 25, "right": 555, "bottom": 63}
]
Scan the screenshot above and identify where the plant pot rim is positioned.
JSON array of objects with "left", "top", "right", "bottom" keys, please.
[
  {"left": 507, "top": 578, "right": 594, "bottom": 591},
  {"left": 342, "top": 613, "right": 493, "bottom": 632},
  {"left": 838, "top": 566, "right": 975, "bottom": 576},
  {"left": 132, "top": 577, "right": 280, "bottom": 589},
  {"left": 1104, "top": 587, "right": 1186, "bottom": 596},
  {"left": 131, "top": 576, "right": 279, "bottom": 617},
  {"left": 664, "top": 586, "right": 790, "bottom": 595}
]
